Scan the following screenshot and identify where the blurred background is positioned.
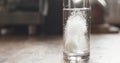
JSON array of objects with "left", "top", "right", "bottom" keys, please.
[
  {"left": 0, "top": 0, "right": 63, "bottom": 35},
  {"left": 0, "top": 0, "right": 119, "bottom": 35}
]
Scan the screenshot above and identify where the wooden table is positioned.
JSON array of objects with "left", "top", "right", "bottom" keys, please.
[{"left": 0, "top": 33, "right": 120, "bottom": 63}]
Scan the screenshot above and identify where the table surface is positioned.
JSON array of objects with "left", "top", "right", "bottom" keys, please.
[{"left": 0, "top": 33, "right": 120, "bottom": 63}]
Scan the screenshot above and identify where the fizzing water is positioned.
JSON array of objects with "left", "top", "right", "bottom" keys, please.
[{"left": 63, "top": 8, "right": 90, "bottom": 63}]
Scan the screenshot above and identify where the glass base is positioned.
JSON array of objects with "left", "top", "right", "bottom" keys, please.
[{"left": 63, "top": 51, "right": 89, "bottom": 63}]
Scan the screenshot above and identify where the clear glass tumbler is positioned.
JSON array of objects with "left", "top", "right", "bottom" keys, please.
[{"left": 63, "top": 0, "right": 90, "bottom": 63}]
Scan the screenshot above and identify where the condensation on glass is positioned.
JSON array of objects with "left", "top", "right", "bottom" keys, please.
[{"left": 63, "top": 0, "right": 90, "bottom": 63}]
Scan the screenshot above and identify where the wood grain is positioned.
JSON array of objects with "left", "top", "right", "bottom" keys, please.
[{"left": 0, "top": 33, "right": 120, "bottom": 63}]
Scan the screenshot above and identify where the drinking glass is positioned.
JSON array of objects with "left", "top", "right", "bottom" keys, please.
[{"left": 63, "top": 0, "right": 91, "bottom": 63}]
